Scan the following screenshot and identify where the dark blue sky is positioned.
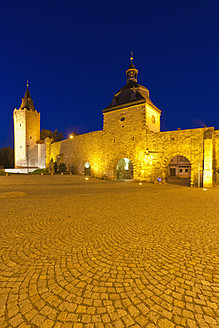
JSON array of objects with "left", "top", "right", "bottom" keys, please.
[{"left": 1, "top": 0, "right": 219, "bottom": 148}]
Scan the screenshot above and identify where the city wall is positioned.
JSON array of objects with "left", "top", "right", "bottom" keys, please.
[
  {"left": 215, "top": 129, "right": 219, "bottom": 183},
  {"left": 48, "top": 126, "right": 218, "bottom": 187},
  {"left": 50, "top": 131, "right": 104, "bottom": 178}
]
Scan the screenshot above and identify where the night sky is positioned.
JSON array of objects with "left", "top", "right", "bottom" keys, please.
[{"left": 1, "top": 0, "right": 219, "bottom": 149}]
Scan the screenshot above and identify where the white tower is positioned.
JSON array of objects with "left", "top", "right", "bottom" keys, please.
[{"left": 13, "top": 83, "right": 40, "bottom": 169}]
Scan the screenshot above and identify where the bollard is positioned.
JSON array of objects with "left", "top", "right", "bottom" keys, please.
[
  {"left": 6, "top": 173, "right": 8, "bottom": 176},
  {"left": 51, "top": 173, "right": 53, "bottom": 175},
  {"left": 61, "top": 172, "right": 63, "bottom": 175},
  {"left": 41, "top": 172, "right": 43, "bottom": 176}
]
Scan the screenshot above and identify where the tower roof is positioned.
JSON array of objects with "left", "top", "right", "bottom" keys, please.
[
  {"left": 128, "top": 62, "right": 136, "bottom": 69},
  {"left": 103, "top": 55, "right": 161, "bottom": 114},
  {"left": 20, "top": 83, "right": 35, "bottom": 110}
]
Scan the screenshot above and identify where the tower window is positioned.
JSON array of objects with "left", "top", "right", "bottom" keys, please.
[
  {"left": 151, "top": 115, "right": 155, "bottom": 124},
  {"left": 20, "top": 124, "right": 21, "bottom": 127},
  {"left": 30, "top": 136, "right": 32, "bottom": 139}
]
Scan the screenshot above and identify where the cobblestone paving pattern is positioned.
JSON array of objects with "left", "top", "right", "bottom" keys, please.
[{"left": 0, "top": 175, "right": 218, "bottom": 328}]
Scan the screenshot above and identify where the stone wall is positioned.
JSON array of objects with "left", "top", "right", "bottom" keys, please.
[
  {"left": 26, "top": 110, "right": 40, "bottom": 168},
  {"left": 146, "top": 103, "right": 160, "bottom": 133},
  {"left": 48, "top": 125, "right": 218, "bottom": 186},
  {"left": 13, "top": 109, "right": 27, "bottom": 167},
  {"left": 46, "top": 99, "right": 217, "bottom": 187},
  {"left": 215, "top": 129, "right": 219, "bottom": 184},
  {"left": 102, "top": 127, "right": 208, "bottom": 186},
  {"left": 102, "top": 103, "right": 148, "bottom": 179},
  {"left": 37, "top": 143, "right": 46, "bottom": 169},
  {"left": 50, "top": 131, "right": 103, "bottom": 177},
  {"left": 13, "top": 108, "right": 40, "bottom": 168}
]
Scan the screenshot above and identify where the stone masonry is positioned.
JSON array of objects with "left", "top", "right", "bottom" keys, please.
[
  {"left": 13, "top": 59, "right": 219, "bottom": 187},
  {"left": 47, "top": 58, "right": 218, "bottom": 187},
  {"left": 13, "top": 84, "right": 40, "bottom": 169}
]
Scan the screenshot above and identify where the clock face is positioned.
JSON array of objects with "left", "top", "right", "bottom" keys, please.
[{"left": 151, "top": 115, "right": 156, "bottom": 124}]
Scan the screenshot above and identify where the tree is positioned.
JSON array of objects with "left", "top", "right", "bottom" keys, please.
[
  {"left": 58, "top": 163, "right": 67, "bottom": 172},
  {"left": 53, "top": 129, "right": 63, "bottom": 142},
  {"left": 40, "top": 129, "right": 63, "bottom": 142},
  {"left": 0, "top": 147, "right": 14, "bottom": 168}
]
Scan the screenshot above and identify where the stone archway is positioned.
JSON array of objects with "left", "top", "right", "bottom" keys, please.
[
  {"left": 117, "top": 158, "right": 133, "bottom": 180},
  {"left": 166, "top": 155, "right": 192, "bottom": 186},
  {"left": 84, "top": 162, "right": 91, "bottom": 176}
]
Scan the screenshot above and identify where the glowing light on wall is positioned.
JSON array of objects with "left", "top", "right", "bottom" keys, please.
[
  {"left": 124, "top": 158, "right": 130, "bottom": 170},
  {"left": 116, "top": 158, "right": 131, "bottom": 170},
  {"left": 84, "top": 162, "right": 90, "bottom": 169}
]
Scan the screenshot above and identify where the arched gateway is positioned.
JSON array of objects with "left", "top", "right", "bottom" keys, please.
[
  {"left": 84, "top": 162, "right": 91, "bottom": 176},
  {"left": 168, "top": 155, "right": 191, "bottom": 186},
  {"left": 117, "top": 158, "right": 133, "bottom": 180}
]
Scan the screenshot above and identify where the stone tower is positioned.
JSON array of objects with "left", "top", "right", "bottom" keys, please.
[
  {"left": 103, "top": 53, "right": 161, "bottom": 136},
  {"left": 13, "top": 83, "right": 40, "bottom": 169}
]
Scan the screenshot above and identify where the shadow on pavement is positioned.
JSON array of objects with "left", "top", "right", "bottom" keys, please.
[{"left": 167, "top": 177, "right": 190, "bottom": 187}]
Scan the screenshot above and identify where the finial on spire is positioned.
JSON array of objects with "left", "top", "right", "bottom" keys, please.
[
  {"left": 130, "top": 51, "right": 133, "bottom": 62},
  {"left": 27, "top": 80, "right": 29, "bottom": 87}
]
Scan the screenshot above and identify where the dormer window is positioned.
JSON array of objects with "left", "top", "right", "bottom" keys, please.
[{"left": 112, "top": 97, "right": 117, "bottom": 106}]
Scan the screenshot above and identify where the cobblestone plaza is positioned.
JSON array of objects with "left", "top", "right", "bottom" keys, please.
[{"left": 0, "top": 176, "right": 218, "bottom": 327}]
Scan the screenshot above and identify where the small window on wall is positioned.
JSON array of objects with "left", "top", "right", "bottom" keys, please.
[
  {"left": 151, "top": 115, "right": 155, "bottom": 124},
  {"left": 185, "top": 169, "right": 188, "bottom": 172},
  {"left": 30, "top": 136, "right": 32, "bottom": 139},
  {"left": 180, "top": 169, "right": 183, "bottom": 172}
]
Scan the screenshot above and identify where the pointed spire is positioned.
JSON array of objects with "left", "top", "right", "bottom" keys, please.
[
  {"left": 126, "top": 52, "right": 138, "bottom": 83},
  {"left": 20, "top": 82, "right": 35, "bottom": 110}
]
